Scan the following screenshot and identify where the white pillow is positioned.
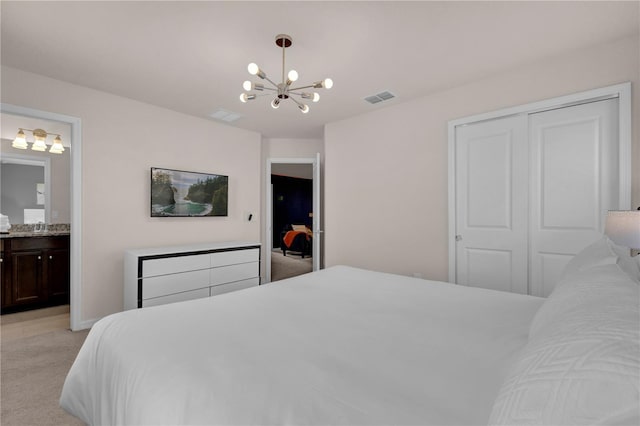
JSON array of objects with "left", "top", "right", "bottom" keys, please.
[
  {"left": 489, "top": 277, "right": 640, "bottom": 425},
  {"left": 529, "top": 263, "right": 636, "bottom": 339},
  {"left": 560, "top": 236, "right": 639, "bottom": 286},
  {"left": 529, "top": 237, "right": 639, "bottom": 339},
  {"left": 560, "top": 236, "right": 615, "bottom": 277},
  {"left": 609, "top": 240, "right": 640, "bottom": 283}
]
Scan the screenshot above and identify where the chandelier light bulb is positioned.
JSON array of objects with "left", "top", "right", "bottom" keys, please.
[
  {"left": 299, "top": 104, "right": 309, "bottom": 114},
  {"left": 302, "top": 92, "right": 321, "bottom": 102},
  {"left": 12, "top": 129, "right": 28, "bottom": 149},
  {"left": 243, "top": 80, "right": 252, "bottom": 91},
  {"left": 323, "top": 78, "right": 333, "bottom": 89},
  {"left": 271, "top": 98, "right": 280, "bottom": 109},
  {"left": 247, "top": 63, "right": 259, "bottom": 75},
  {"left": 287, "top": 70, "right": 298, "bottom": 82},
  {"left": 239, "top": 93, "right": 256, "bottom": 103}
]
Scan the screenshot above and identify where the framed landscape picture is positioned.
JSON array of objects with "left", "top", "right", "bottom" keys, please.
[{"left": 151, "top": 167, "right": 228, "bottom": 217}]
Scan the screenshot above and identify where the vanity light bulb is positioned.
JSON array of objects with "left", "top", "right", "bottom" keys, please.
[
  {"left": 49, "top": 136, "right": 65, "bottom": 154},
  {"left": 32, "top": 136, "right": 47, "bottom": 152},
  {"left": 12, "top": 129, "right": 28, "bottom": 149}
]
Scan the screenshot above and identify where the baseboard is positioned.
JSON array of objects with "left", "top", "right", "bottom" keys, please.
[{"left": 73, "top": 317, "right": 100, "bottom": 331}]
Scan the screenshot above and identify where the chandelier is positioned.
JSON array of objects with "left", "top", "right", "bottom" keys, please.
[
  {"left": 12, "top": 128, "right": 65, "bottom": 154},
  {"left": 239, "top": 34, "right": 333, "bottom": 114}
]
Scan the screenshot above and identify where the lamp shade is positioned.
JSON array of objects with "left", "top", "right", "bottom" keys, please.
[
  {"left": 604, "top": 210, "right": 640, "bottom": 249},
  {"left": 12, "top": 129, "right": 28, "bottom": 149},
  {"left": 49, "top": 136, "right": 65, "bottom": 154},
  {"left": 31, "top": 136, "right": 47, "bottom": 151}
]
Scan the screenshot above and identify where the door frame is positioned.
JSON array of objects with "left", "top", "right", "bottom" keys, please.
[
  {"left": 265, "top": 155, "right": 321, "bottom": 283},
  {"left": 447, "top": 82, "right": 632, "bottom": 283},
  {"left": 1, "top": 103, "right": 83, "bottom": 331}
]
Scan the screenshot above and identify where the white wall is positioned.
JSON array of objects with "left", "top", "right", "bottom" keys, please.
[
  {"left": 1, "top": 66, "right": 262, "bottom": 323},
  {"left": 325, "top": 35, "right": 640, "bottom": 282}
]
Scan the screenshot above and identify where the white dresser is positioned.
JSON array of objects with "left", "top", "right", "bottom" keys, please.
[{"left": 124, "top": 241, "right": 260, "bottom": 310}]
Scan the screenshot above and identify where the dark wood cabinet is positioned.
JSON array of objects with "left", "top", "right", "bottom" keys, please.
[
  {"left": 45, "top": 247, "right": 70, "bottom": 304},
  {"left": 1, "top": 235, "right": 70, "bottom": 313}
]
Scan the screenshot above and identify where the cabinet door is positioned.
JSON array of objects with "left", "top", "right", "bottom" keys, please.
[
  {"left": 11, "top": 250, "right": 44, "bottom": 305},
  {"left": 0, "top": 243, "right": 10, "bottom": 309},
  {"left": 45, "top": 248, "right": 70, "bottom": 304}
]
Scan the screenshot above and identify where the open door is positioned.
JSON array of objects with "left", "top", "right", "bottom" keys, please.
[
  {"left": 266, "top": 154, "right": 321, "bottom": 283},
  {"left": 312, "top": 153, "right": 321, "bottom": 272}
]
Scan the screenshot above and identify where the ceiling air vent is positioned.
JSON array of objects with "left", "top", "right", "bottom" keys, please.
[
  {"left": 364, "top": 91, "right": 396, "bottom": 105},
  {"left": 210, "top": 108, "right": 242, "bottom": 123}
]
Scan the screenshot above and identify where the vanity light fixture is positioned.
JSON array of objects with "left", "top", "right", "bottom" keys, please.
[
  {"left": 12, "top": 128, "right": 65, "bottom": 154},
  {"left": 239, "top": 34, "right": 332, "bottom": 114}
]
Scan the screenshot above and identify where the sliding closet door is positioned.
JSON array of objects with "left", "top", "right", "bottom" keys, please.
[
  {"left": 454, "top": 115, "right": 529, "bottom": 294},
  {"left": 528, "top": 98, "right": 619, "bottom": 297}
]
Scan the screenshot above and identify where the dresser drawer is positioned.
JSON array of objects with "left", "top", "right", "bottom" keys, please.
[
  {"left": 125, "top": 242, "right": 260, "bottom": 310},
  {"left": 142, "top": 287, "right": 210, "bottom": 308},
  {"left": 210, "top": 277, "right": 259, "bottom": 296},
  {"left": 142, "top": 269, "right": 210, "bottom": 299},
  {"left": 142, "top": 254, "right": 210, "bottom": 278},
  {"left": 210, "top": 262, "right": 258, "bottom": 286},
  {"left": 210, "top": 248, "right": 259, "bottom": 267}
]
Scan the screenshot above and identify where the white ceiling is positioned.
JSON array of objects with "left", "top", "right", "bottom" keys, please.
[{"left": 1, "top": 1, "right": 638, "bottom": 139}]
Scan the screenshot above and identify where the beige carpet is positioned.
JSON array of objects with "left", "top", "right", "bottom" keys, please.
[
  {"left": 1, "top": 327, "right": 88, "bottom": 426},
  {"left": 0, "top": 256, "right": 310, "bottom": 426},
  {"left": 271, "top": 249, "right": 313, "bottom": 281}
]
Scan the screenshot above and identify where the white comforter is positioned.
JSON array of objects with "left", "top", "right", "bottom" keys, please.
[{"left": 60, "top": 266, "right": 544, "bottom": 425}]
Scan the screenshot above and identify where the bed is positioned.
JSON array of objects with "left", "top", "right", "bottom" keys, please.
[{"left": 60, "top": 237, "right": 639, "bottom": 425}]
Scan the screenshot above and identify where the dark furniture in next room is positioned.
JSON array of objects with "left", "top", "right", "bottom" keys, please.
[{"left": 280, "top": 225, "right": 312, "bottom": 258}]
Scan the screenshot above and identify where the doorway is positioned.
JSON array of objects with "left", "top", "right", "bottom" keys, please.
[
  {"left": 265, "top": 154, "right": 321, "bottom": 283},
  {"left": 0, "top": 103, "right": 82, "bottom": 330}
]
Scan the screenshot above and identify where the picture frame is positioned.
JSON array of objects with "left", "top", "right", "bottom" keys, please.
[{"left": 150, "top": 167, "right": 228, "bottom": 217}]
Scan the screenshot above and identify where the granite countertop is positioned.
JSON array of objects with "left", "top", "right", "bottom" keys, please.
[
  {"left": 0, "top": 231, "right": 71, "bottom": 239},
  {"left": 1, "top": 231, "right": 70, "bottom": 239},
  {"left": 1, "top": 223, "right": 71, "bottom": 239}
]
